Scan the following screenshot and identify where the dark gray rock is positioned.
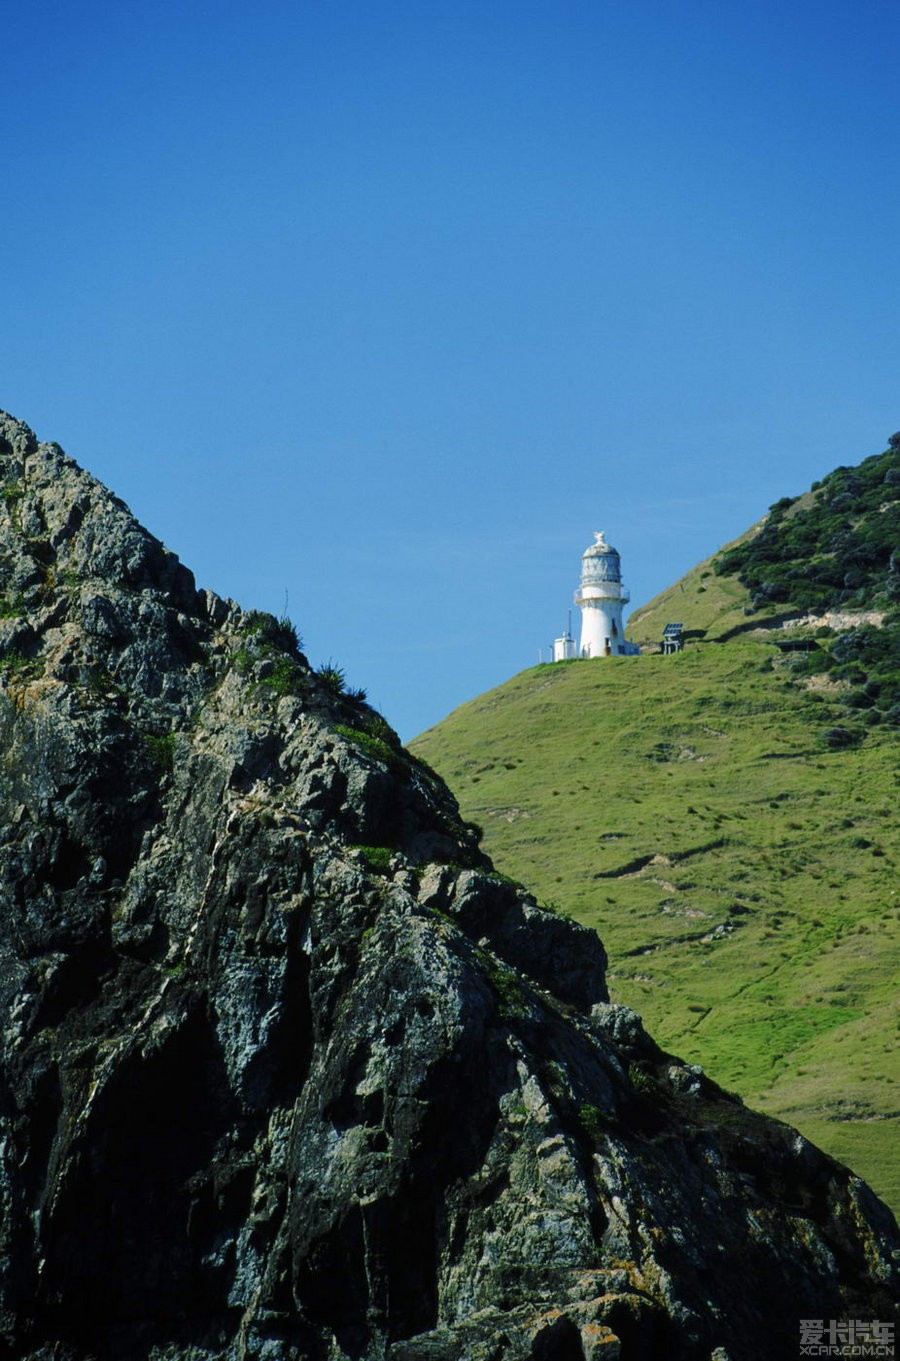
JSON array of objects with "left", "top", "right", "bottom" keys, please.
[{"left": 0, "top": 413, "right": 897, "bottom": 1361}]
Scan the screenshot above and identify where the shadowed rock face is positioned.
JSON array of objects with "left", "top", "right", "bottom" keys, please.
[{"left": 0, "top": 412, "right": 896, "bottom": 1361}]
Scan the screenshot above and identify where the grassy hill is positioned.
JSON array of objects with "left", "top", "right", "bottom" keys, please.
[
  {"left": 626, "top": 526, "right": 762, "bottom": 646},
  {"left": 412, "top": 443, "right": 900, "bottom": 1214}
]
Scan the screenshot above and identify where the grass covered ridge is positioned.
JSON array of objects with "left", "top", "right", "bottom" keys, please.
[{"left": 412, "top": 644, "right": 899, "bottom": 1213}]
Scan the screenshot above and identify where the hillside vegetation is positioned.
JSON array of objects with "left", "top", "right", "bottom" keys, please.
[
  {"left": 715, "top": 437, "right": 900, "bottom": 724},
  {"left": 626, "top": 529, "right": 760, "bottom": 646},
  {"left": 413, "top": 437, "right": 900, "bottom": 1214}
]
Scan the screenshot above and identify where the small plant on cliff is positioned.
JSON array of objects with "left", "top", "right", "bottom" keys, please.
[
  {"left": 352, "top": 845, "right": 394, "bottom": 874},
  {"left": 231, "top": 643, "right": 254, "bottom": 675},
  {"left": 364, "top": 712, "right": 397, "bottom": 745},
  {"left": 316, "top": 661, "right": 373, "bottom": 705},
  {"left": 478, "top": 952, "right": 529, "bottom": 1021},
  {"left": 485, "top": 869, "right": 526, "bottom": 891},
  {"left": 0, "top": 650, "right": 40, "bottom": 680},
  {"left": 241, "top": 609, "right": 302, "bottom": 654},
  {"left": 263, "top": 657, "right": 307, "bottom": 698},
  {"left": 335, "top": 723, "right": 404, "bottom": 771},
  {"left": 578, "top": 1103, "right": 607, "bottom": 1145},
  {"left": 628, "top": 1063, "right": 657, "bottom": 1095},
  {"left": 0, "top": 593, "right": 25, "bottom": 620},
  {"left": 0, "top": 481, "right": 23, "bottom": 512},
  {"left": 144, "top": 732, "right": 176, "bottom": 772},
  {"left": 277, "top": 613, "right": 301, "bottom": 652},
  {"left": 232, "top": 611, "right": 307, "bottom": 699},
  {"left": 317, "top": 660, "right": 346, "bottom": 695}
]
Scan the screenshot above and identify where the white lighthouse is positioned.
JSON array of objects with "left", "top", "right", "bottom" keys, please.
[{"left": 574, "top": 531, "right": 631, "bottom": 657}]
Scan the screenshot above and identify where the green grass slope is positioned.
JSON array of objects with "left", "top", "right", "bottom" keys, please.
[
  {"left": 626, "top": 527, "right": 759, "bottom": 646},
  {"left": 413, "top": 640, "right": 899, "bottom": 1213}
]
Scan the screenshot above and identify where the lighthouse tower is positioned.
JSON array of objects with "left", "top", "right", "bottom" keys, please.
[{"left": 575, "top": 531, "right": 630, "bottom": 657}]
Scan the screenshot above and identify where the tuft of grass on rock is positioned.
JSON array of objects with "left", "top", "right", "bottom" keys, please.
[
  {"left": 0, "top": 593, "right": 25, "bottom": 620},
  {"left": 317, "top": 661, "right": 346, "bottom": 695},
  {"left": 352, "top": 845, "right": 394, "bottom": 874},
  {"left": 335, "top": 723, "right": 404, "bottom": 770},
  {"left": 144, "top": 732, "right": 176, "bottom": 772},
  {"left": 0, "top": 650, "right": 41, "bottom": 680}
]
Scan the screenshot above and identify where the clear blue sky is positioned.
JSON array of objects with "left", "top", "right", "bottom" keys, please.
[{"left": 2, "top": 1, "right": 897, "bottom": 738}]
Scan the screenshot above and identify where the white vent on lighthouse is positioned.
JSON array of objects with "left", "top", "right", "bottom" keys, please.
[{"left": 552, "top": 629, "right": 577, "bottom": 662}]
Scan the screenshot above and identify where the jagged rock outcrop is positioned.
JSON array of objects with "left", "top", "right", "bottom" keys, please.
[{"left": 0, "top": 412, "right": 897, "bottom": 1361}]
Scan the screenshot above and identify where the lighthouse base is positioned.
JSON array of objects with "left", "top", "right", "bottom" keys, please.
[{"left": 579, "top": 601, "right": 626, "bottom": 658}]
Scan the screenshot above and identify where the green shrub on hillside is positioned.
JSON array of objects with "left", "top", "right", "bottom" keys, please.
[
  {"left": 144, "top": 732, "right": 177, "bottom": 771},
  {"left": 352, "top": 844, "right": 394, "bottom": 873},
  {"left": 0, "top": 593, "right": 25, "bottom": 619},
  {"left": 716, "top": 441, "right": 899, "bottom": 614},
  {"left": 715, "top": 438, "right": 900, "bottom": 721},
  {"left": 821, "top": 725, "right": 862, "bottom": 749},
  {"left": 317, "top": 660, "right": 346, "bottom": 695},
  {"left": 335, "top": 723, "right": 404, "bottom": 769},
  {"left": 0, "top": 649, "right": 41, "bottom": 680},
  {"left": 265, "top": 657, "right": 307, "bottom": 697},
  {"left": 232, "top": 609, "right": 307, "bottom": 699},
  {"left": 240, "top": 609, "right": 302, "bottom": 653}
]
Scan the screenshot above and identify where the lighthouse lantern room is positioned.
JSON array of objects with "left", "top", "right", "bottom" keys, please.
[{"left": 574, "top": 531, "right": 631, "bottom": 657}]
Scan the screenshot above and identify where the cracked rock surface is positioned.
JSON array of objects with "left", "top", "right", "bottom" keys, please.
[{"left": 0, "top": 412, "right": 896, "bottom": 1361}]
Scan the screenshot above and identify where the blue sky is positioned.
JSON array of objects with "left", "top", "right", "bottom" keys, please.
[{"left": 2, "top": 1, "right": 898, "bottom": 738}]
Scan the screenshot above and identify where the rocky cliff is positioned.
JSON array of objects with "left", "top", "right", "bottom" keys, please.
[{"left": 0, "top": 412, "right": 896, "bottom": 1361}]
